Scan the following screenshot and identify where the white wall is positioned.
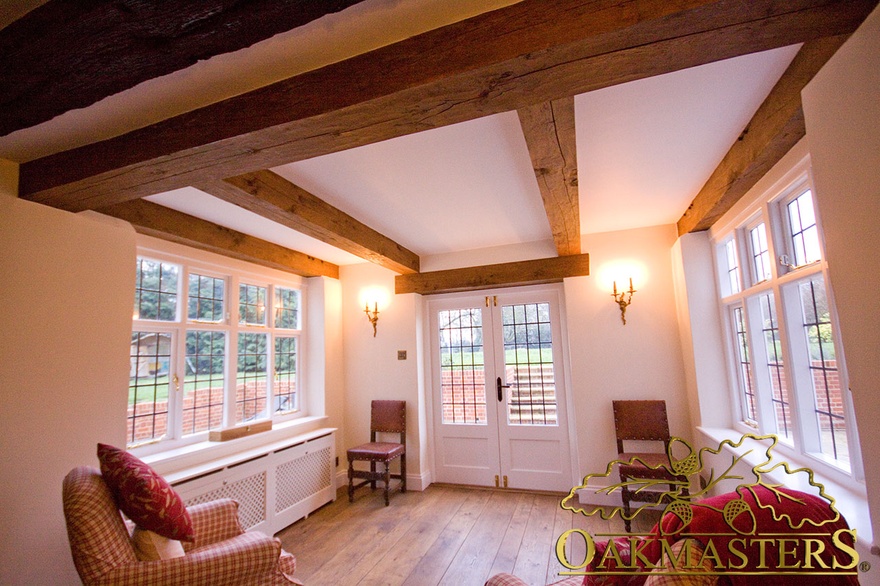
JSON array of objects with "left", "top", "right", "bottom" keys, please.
[
  {"left": 671, "top": 232, "right": 731, "bottom": 430},
  {"left": 563, "top": 224, "right": 692, "bottom": 478},
  {"left": 0, "top": 195, "right": 136, "bottom": 585},
  {"left": 802, "top": 2, "right": 880, "bottom": 546},
  {"left": 305, "top": 275, "right": 346, "bottom": 473},
  {"left": 340, "top": 263, "right": 426, "bottom": 486}
]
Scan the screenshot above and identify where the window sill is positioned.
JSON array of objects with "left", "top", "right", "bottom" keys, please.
[
  {"left": 142, "top": 415, "right": 331, "bottom": 481},
  {"left": 696, "top": 427, "right": 871, "bottom": 546}
]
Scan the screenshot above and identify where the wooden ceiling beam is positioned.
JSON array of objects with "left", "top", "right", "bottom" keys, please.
[
  {"left": 518, "top": 97, "right": 580, "bottom": 256},
  {"left": 100, "top": 199, "right": 339, "bottom": 279},
  {"left": 19, "top": 0, "right": 878, "bottom": 211},
  {"left": 676, "top": 35, "right": 851, "bottom": 235},
  {"left": 395, "top": 254, "right": 590, "bottom": 296},
  {"left": 0, "top": 0, "right": 366, "bottom": 136},
  {"left": 200, "top": 170, "right": 419, "bottom": 274}
]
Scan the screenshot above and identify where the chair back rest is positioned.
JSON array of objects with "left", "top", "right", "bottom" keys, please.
[
  {"left": 62, "top": 466, "right": 137, "bottom": 583},
  {"left": 370, "top": 400, "right": 406, "bottom": 440},
  {"left": 612, "top": 400, "right": 671, "bottom": 452}
]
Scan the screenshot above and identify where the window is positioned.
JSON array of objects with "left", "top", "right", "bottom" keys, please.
[
  {"left": 730, "top": 306, "right": 756, "bottom": 424},
  {"left": 748, "top": 222, "right": 772, "bottom": 284},
  {"left": 723, "top": 239, "right": 741, "bottom": 295},
  {"left": 715, "top": 172, "right": 858, "bottom": 476},
  {"left": 128, "top": 249, "right": 304, "bottom": 450},
  {"left": 786, "top": 189, "right": 821, "bottom": 268}
]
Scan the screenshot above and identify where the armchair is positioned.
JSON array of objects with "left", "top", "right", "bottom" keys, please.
[{"left": 63, "top": 466, "right": 300, "bottom": 585}]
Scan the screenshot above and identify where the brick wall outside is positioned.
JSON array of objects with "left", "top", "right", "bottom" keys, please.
[
  {"left": 128, "top": 381, "right": 295, "bottom": 443},
  {"left": 440, "top": 364, "right": 557, "bottom": 425}
]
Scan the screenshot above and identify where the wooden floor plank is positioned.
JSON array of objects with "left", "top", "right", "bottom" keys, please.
[
  {"left": 278, "top": 491, "right": 388, "bottom": 577},
  {"left": 305, "top": 489, "right": 443, "bottom": 585},
  {"left": 510, "top": 494, "right": 559, "bottom": 584},
  {"left": 399, "top": 489, "right": 492, "bottom": 586},
  {"left": 437, "top": 490, "right": 523, "bottom": 586},
  {"left": 545, "top": 501, "right": 575, "bottom": 583},
  {"left": 485, "top": 493, "right": 535, "bottom": 577},
  {"left": 358, "top": 486, "right": 472, "bottom": 585},
  {"left": 276, "top": 485, "right": 650, "bottom": 586}
]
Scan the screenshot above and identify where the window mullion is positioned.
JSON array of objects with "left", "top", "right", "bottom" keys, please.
[
  {"left": 743, "top": 296, "right": 777, "bottom": 435},
  {"left": 225, "top": 274, "right": 241, "bottom": 429},
  {"left": 780, "top": 280, "right": 821, "bottom": 454}
]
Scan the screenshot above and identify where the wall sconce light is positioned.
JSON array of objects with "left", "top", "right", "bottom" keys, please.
[
  {"left": 611, "top": 278, "right": 637, "bottom": 325},
  {"left": 364, "top": 302, "right": 379, "bottom": 337}
]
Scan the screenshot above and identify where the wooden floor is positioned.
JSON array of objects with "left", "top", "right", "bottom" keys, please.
[{"left": 276, "top": 484, "right": 659, "bottom": 586}]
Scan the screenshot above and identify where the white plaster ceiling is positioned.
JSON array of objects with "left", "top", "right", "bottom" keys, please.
[{"left": 1, "top": 0, "right": 801, "bottom": 267}]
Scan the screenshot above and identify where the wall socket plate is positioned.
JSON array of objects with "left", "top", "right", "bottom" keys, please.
[{"left": 397, "top": 350, "right": 407, "bottom": 360}]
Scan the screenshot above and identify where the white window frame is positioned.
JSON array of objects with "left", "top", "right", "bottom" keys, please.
[
  {"left": 129, "top": 241, "right": 305, "bottom": 456},
  {"left": 776, "top": 181, "right": 822, "bottom": 274},
  {"left": 711, "top": 158, "right": 863, "bottom": 483}
]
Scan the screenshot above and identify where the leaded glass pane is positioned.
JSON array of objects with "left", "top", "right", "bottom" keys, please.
[{"left": 438, "top": 308, "right": 486, "bottom": 424}]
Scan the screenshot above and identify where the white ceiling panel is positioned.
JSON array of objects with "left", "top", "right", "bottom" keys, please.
[
  {"left": 576, "top": 45, "right": 801, "bottom": 234},
  {"left": 271, "top": 111, "right": 549, "bottom": 256}
]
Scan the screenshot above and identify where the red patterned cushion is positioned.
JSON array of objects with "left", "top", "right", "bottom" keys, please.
[{"left": 97, "top": 443, "right": 194, "bottom": 541}]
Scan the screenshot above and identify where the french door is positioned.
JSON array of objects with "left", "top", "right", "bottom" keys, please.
[{"left": 429, "top": 286, "right": 573, "bottom": 492}]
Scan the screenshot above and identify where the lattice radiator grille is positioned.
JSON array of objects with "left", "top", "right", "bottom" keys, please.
[
  {"left": 172, "top": 430, "right": 336, "bottom": 534},
  {"left": 185, "top": 471, "right": 267, "bottom": 530},
  {"left": 275, "top": 446, "right": 333, "bottom": 513}
]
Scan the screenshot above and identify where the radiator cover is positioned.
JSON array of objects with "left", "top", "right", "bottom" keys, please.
[{"left": 172, "top": 430, "right": 335, "bottom": 534}]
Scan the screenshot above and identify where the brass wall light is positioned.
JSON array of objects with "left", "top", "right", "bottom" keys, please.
[
  {"left": 364, "top": 302, "right": 380, "bottom": 337},
  {"left": 612, "top": 278, "right": 636, "bottom": 325}
]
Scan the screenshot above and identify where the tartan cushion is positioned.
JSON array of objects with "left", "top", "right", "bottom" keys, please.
[{"left": 97, "top": 443, "right": 195, "bottom": 542}]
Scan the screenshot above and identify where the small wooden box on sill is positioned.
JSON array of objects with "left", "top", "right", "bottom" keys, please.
[{"left": 209, "top": 420, "right": 272, "bottom": 442}]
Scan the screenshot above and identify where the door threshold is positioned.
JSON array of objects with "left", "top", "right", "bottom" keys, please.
[{"left": 428, "top": 482, "right": 568, "bottom": 497}]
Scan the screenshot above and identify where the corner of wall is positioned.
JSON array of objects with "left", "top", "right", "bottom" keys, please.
[
  {"left": 671, "top": 232, "right": 732, "bottom": 430},
  {"left": 0, "top": 198, "right": 136, "bottom": 584}
]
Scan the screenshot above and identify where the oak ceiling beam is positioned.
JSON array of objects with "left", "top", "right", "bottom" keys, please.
[
  {"left": 0, "top": 0, "right": 366, "bottom": 136},
  {"left": 19, "top": 0, "right": 878, "bottom": 211},
  {"left": 100, "top": 199, "right": 339, "bottom": 279},
  {"left": 200, "top": 170, "right": 419, "bottom": 274},
  {"left": 518, "top": 97, "right": 580, "bottom": 256},
  {"left": 676, "top": 35, "right": 851, "bottom": 235},
  {"left": 395, "top": 254, "right": 590, "bottom": 296}
]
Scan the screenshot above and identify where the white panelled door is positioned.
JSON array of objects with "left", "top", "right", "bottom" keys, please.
[{"left": 430, "top": 286, "right": 573, "bottom": 492}]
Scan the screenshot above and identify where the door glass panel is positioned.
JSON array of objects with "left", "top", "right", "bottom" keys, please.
[
  {"left": 501, "top": 302, "right": 557, "bottom": 425},
  {"left": 438, "top": 308, "right": 486, "bottom": 424}
]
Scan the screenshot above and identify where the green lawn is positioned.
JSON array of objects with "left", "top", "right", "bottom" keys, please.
[
  {"left": 129, "top": 373, "right": 284, "bottom": 405},
  {"left": 440, "top": 348, "right": 553, "bottom": 368}
]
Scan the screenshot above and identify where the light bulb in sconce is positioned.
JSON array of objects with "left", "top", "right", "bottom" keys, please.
[
  {"left": 359, "top": 285, "right": 390, "bottom": 337},
  {"left": 364, "top": 301, "right": 379, "bottom": 337},
  {"left": 611, "top": 277, "right": 637, "bottom": 325}
]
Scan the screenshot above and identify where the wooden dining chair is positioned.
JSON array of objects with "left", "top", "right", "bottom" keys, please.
[
  {"left": 612, "top": 400, "right": 688, "bottom": 532},
  {"left": 347, "top": 400, "right": 407, "bottom": 506}
]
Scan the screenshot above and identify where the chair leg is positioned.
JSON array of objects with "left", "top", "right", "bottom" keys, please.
[
  {"left": 383, "top": 460, "right": 391, "bottom": 506},
  {"left": 370, "top": 461, "right": 377, "bottom": 490},
  {"left": 621, "top": 485, "right": 633, "bottom": 533},
  {"left": 347, "top": 459, "right": 355, "bottom": 503},
  {"left": 401, "top": 454, "right": 407, "bottom": 493}
]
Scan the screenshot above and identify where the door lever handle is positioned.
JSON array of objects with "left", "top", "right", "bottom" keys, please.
[{"left": 496, "top": 377, "right": 510, "bottom": 402}]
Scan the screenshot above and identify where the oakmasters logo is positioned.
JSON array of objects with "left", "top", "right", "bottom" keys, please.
[{"left": 554, "top": 433, "right": 864, "bottom": 579}]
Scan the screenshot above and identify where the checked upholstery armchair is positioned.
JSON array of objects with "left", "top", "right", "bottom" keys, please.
[{"left": 63, "top": 466, "right": 300, "bottom": 585}]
